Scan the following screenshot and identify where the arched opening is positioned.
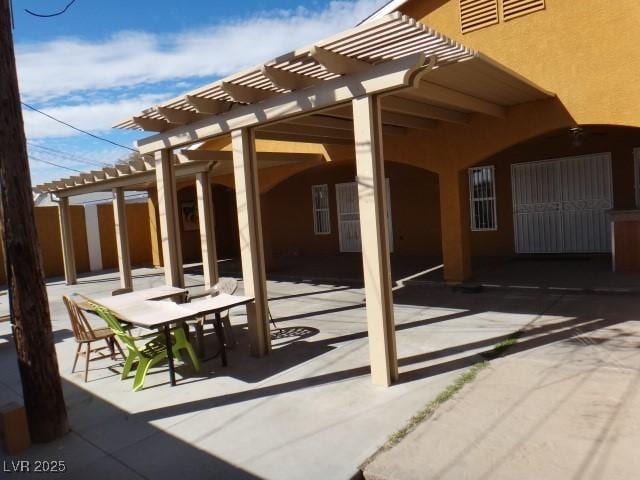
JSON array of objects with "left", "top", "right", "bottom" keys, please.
[
  {"left": 176, "top": 183, "right": 240, "bottom": 264},
  {"left": 460, "top": 125, "right": 640, "bottom": 287},
  {"left": 260, "top": 159, "right": 442, "bottom": 278}
]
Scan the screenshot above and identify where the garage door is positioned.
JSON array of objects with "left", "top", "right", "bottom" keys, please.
[{"left": 511, "top": 153, "right": 613, "bottom": 253}]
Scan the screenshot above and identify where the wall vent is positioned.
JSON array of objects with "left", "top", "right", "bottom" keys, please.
[
  {"left": 460, "top": 0, "right": 499, "bottom": 34},
  {"left": 502, "top": 0, "right": 546, "bottom": 22}
]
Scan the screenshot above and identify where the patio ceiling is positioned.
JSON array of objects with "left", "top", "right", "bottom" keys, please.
[{"left": 33, "top": 12, "right": 554, "bottom": 197}]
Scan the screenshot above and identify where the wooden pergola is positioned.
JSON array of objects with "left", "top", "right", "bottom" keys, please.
[{"left": 34, "top": 13, "right": 553, "bottom": 386}]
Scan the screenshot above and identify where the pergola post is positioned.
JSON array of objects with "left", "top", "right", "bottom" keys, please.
[
  {"left": 231, "top": 128, "right": 271, "bottom": 357},
  {"left": 439, "top": 170, "right": 472, "bottom": 283},
  {"left": 352, "top": 94, "right": 398, "bottom": 386},
  {"left": 196, "top": 170, "right": 218, "bottom": 289},
  {"left": 57, "top": 196, "right": 77, "bottom": 285},
  {"left": 154, "top": 149, "right": 184, "bottom": 287},
  {"left": 112, "top": 187, "right": 132, "bottom": 290}
]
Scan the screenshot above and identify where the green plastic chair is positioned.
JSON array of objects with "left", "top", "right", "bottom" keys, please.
[{"left": 91, "top": 303, "right": 200, "bottom": 392}]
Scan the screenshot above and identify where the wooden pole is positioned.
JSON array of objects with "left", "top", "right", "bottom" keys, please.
[
  {"left": 0, "top": 0, "right": 68, "bottom": 441},
  {"left": 112, "top": 187, "right": 132, "bottom": 290},
  {"left": 232, "top": 128, "right": 271, "bottom": 356},
  {"left": 352, "top": 94, "right": 398, "bottom": 386},
  {"left": 195, "top": 171, "right": 218, "bottom": 289},
  {"left": 57, "top": 196, "right": 77, "bottom": 285}
]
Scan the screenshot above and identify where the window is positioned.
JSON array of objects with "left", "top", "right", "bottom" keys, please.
[
  {"left": 469, "top": 166, "right": 497, "bottom": 231},
  {"left": 312, "top": 184, "right": 331, "bottom": 235}
]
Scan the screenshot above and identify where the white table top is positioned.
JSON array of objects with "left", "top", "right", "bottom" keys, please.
[
  {"left": 83, "top": 291, "right": 252, "bottom": 329},
  {"left": 106, "top": 300, "right": 197, "bottom": 328},
  {"left": 91, "top": 285, "right": 187, "bottom": 311},
  {"left": 182, "top": 293, "right": 253, "bottom": 315}
]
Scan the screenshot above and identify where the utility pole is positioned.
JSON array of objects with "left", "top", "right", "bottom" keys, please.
[{"left": 0, "top": 0, "right": 68, "bottom": 441}]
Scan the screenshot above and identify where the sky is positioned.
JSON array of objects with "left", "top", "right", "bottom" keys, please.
[{"left": 12, "top": 0, "right": 389, "bottom": 185}]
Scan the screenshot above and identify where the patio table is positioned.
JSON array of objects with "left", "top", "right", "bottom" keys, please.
[
  {"left": 82, "top": 296, "right": 198, "bottom": 387},
  {"left": 181, "top": 293, "right": 254, "bottom": 365},
  {"left": 81, "top": 290, "right": 253, "bottom": 387},
  {"left": 89, "top": 285, "right": 188, "bottom": 310}
]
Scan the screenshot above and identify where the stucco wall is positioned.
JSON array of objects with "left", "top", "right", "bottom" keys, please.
[
  {"left": 468, "top": 126, "right": 640, "bottom": 256},
  {"left": 260, "top": 160, "right": 442, "bottom": 261},
  {"left": 97, "top": 203, "right": 154, "bottom": 269}
]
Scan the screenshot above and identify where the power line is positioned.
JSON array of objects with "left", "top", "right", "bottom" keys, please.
[
  {"left": 21, "top": 102, "right": 137, "bottom": 152},
  {"left": 26, "top": 142, "right": 109, "bottom": 168},
  {"left": 29, "top": 155, "right": 83, "bottom": 173},
  {"left": 25, "top": 0, "right": 77, "bottom": 18}
]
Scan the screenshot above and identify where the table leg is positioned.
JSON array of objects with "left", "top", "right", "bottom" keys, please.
[
  {"left": 215, "top": 312, "right": 228, "bottom": 367},
  {"left": 164, "top": 325, "right": 176, "bottom": 386}
]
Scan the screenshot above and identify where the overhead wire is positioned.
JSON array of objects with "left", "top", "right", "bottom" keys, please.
[{"left": 21, "top": 102, "right": 137, "bottom": 152}]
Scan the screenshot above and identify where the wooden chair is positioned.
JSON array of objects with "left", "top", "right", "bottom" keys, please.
[{"left": 63, "top": 296, "right": 124, "bottom": 382}]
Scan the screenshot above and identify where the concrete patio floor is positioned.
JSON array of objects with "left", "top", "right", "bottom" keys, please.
[
  {"left": 0, "top": 265, "right": 638, "bottom": 479},
  {"left": 364, "top": 291, "right": 640, "bottom": 480}
]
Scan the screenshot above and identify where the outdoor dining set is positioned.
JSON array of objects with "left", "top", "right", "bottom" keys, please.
[{"left": 63, "top": 279, "right": 254, "bottom": 391}]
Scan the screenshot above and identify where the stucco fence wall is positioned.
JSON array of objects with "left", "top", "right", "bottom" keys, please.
[{"left": 0, "top": 202, "right": 154, "bottom": 285}]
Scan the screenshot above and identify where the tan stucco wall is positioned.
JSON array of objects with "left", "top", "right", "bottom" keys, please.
[
  {"left": 97, "top": 203, "right": 153, "bottom": 269},
  {"left": 0, "top": 205, "right": 89, "bottom": 283}
]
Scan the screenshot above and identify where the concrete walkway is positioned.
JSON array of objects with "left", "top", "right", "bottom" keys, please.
[{"left": 364, "top": 293, "right": 640, "bottom": 480}]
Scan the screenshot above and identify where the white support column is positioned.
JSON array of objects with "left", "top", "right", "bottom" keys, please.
[
  {"left": 196, "top": 171, "right": 218, "bottom": 289},
  {"left": 154, "top": 149, "right": 184, "bottom": 287},
  {"left": 58, "top": 196, "right": 77, "bottom": 285},
  {"left": 231, "top": 128, "right": 271, "bottom": 357},
  {"left": 112, "top": 187, "right": 132, "bottom": 290},
  {"left": 352, "top": 94, "right": 398, "bottom": 387}
]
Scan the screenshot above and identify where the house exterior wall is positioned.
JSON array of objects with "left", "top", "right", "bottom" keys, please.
[
  {"left": 260, "top": 160, "right": 442, "bottom": 261},
  {"left": 468, "top": 127, "right": 640, "bottom": 257}
]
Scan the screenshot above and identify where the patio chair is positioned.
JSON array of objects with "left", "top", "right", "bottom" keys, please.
[
  {"left": 188, "top": 278, "right": 278, "bottom": 355},
  {"left": 63, "top": 295, "right": 125, "bottom": 383},
  {"left": 91, "top": 304, "right": 200, "bottom": 392},
  {"left": 188, "top": 277, "right": 239, "bottom": 355}
]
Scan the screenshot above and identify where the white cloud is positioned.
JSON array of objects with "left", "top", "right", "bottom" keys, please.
[
  {"left": 23, "top": 94, "right": 166, "bottom": 138},
  {"left": 16, "top": 0, "right": 387, "bottom": 102}
]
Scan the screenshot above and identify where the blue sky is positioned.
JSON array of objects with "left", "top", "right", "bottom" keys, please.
[{"left": 14, "top": 0, "right": 388, "bottom": 185}]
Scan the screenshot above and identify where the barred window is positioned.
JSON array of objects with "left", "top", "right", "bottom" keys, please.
[
  {"left": 312, "top": 184, "right": 331, "bottom": 235},
  {"left": 469, "top": 166, "right": 497, "bottom": 231}
]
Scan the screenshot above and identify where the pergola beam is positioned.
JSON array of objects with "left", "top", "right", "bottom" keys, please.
[
  {"left": 285, "top": 114, "right": 407, "bottom": 136},
  {"left": 255, "top": 131, "right": 354, "bottom": 145},
  {"left": 55, "top": 161, "right": 212, "bottom": 197},
  {"left": 382, "top": 95, "right": 471, "bottom": 124},
  {"left": 326, "top": 105, "right": 437, "bottom": 131},
  {"left": 133, "top": 116, "right": 170, "bottom": 132},
  {"left": 137, "top": 53, "right": 428, "bottom": 154},
  {"left": 310, "top": 45, "right": 371, "bottom": 74},
  {"left": 260, "top": 123, "right": 354, "bottom": 140},
  {"left": 185, "top": 95, "right": 234, "bottom": 115},
  {"left": 221, "top": 81, "right": 278, "bottom": 104},
  {"left": 155, "top": 106, "right": 206, "bottom": 125},
  {"left": 406, "top": 81, "right": 506, "bottom": 118},
  {"left": 260, "top": 65, "right": 323, "bottom": 91},
  {"left": 177, "top": 149, "right": 320, "bottom": 163}
]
